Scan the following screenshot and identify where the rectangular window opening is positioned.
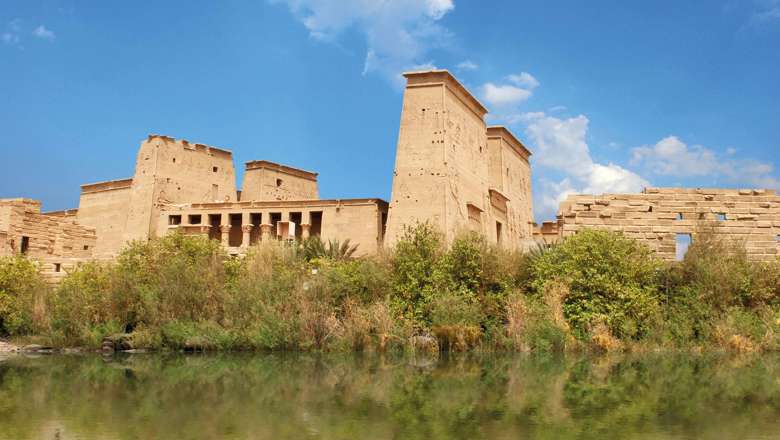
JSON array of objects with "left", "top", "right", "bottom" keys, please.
[
  {"left": 496, "top": 222, "right": 503, "bottom": 245},
  {"left": 676, "top": 213, "right": 684, "bottom": 221},
  {"left": 20, "top": 236, "right": 29, "bottom": 255},
  {"left": 54, "top": 263, "right": 61, "bottom": 273},
  {"left": 213, "top": 166, "right": 218, "bottom": 173},
  {"left": 188, "top": 214, "right": 202, "bottom": 225},
  {"left": 83, "top": 245, "right": 89, "bottom": 251},
  {"left": 380, "top": 212, "right": 388, "bottom": 241},
  {"left": 676, "top": 234, "right": 692, "bottom": 261},
  {"left": 168, "top": 215, "right": 182, "bottom": 226}
]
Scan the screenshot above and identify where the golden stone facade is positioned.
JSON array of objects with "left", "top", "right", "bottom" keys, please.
[{"left": 4, "top": 69, "right": 778, "bottom": 277}]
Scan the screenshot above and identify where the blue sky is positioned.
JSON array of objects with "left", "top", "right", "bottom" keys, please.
[{"left": 1, "top": 0, "right": 778, "bottom": 220}]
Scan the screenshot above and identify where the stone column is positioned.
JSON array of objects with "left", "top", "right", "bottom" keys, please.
[
  {"left": 241, "top": 225, "right": 252, "bottom": 248},
  {"left": 220, "top": 225, "right": 231, "bottom": 247},
  {"left": 260, "top": 223, "right": 273, "bottom": 241},
  {"left": 300, "top": 224, "right": 311, "bottom": 240}
]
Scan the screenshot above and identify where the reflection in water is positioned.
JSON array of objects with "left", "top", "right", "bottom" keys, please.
[{"left": 1, "top": 353, "right": 780, "bottom": 439}]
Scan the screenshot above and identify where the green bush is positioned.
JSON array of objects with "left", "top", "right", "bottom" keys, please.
[
  {"left": 529, "top": 229, "right": 662, "bottom": 340},
  {"left": 322, "top": 258, "right": 392, "bottom": 307},
  {"left": 675, "top": 229, "right": 780, "bottom": 309},
  {"left": 113, "top": 232, "right": 230, "bottom": 328},
  {"left": 0, "top": 256, "right": 47, "bottom": 335},
  {"left": 390, "top": 222, "right": 445, "bottom": 323},
  {"left": 48, "top": 261, "right": 118, "bottom": 346}
]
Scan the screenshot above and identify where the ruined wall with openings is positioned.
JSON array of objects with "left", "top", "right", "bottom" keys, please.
[
  {"left": 120, "top": 135, "right": 238, "bottom": 248},
  {"left": 385, "top": 70, "right": 534, "bottom": 248},
  {"left": 0, "top": 198, "right": 96, "bottom": 280},
  {"left": 558, "top": 188, "right": 780, "bottom": 261},
  {"left": 241, "top": 160, "right": 319, "bottom": 201},
  {"left": 76, "top": 178, "right": 133, "bottom": 258}
]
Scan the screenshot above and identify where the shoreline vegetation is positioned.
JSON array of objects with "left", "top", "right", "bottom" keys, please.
[{"left": 1, "top": 224, "right": 779, "bottom": 354}]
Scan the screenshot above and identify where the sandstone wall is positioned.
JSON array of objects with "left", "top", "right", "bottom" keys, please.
[
  {"left": 0, "top": 232, "right": 9, "bottom": 257},
  {"left": 385, "top": 70, "right": 534, "bottom": 249},
  {"left": 486, "top": 127, "right": 534, "bottom": 247},
  {"left": 0, "top": 198, "right": 96, "bottom": 280},
  {"left": 241, "top": 161, "right": 319, "bottom": 201},
  {"left": 121, "top": 135, "right": 238, "bottom": 247},
  {"left": 558, "top": 188, "right": 780, "bottom": 261},
  {"left": 76, "top": 178, "right": 133, "bottom": 258}
]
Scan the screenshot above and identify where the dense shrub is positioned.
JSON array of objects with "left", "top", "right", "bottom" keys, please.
[
  {"left": 0, "top": 256, "right": 47, "bottom": 335},
  {"left": 112, "top": 233, "right": 230, "bottom": 328},
  {"left": 529, "top": 229, "right": 663, "bottom": 341},
  {"left": 48, "top": 261, "right": 118, "bottom": 345},
  {"left": 6, "top": 223, "right": 777, "bottom": 354},
  {"left": 673, "top": 228, "right": 780, "bottom": 309}
]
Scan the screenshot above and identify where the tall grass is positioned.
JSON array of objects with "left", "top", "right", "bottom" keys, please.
[{"left": 1, "top": 224, "right": 778, "bottom": 353}]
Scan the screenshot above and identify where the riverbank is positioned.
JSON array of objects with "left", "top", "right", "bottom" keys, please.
[{"left": 1, "top": 225, "right": 779, "bottom": 353}]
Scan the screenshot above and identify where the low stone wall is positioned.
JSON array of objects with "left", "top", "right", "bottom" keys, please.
[{"left": 558, "top": 188, "right": 780, "bottom": 261}]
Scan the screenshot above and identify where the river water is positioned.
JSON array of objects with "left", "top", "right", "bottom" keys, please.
[{"left": 1, "top": 352, "right": 780, "bottom": 439}]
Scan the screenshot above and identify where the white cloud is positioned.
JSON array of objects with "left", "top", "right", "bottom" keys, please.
[
  {"left": 271, "top": 0, "right": 454, "bottom": 84},
  {"left": 630, "top": 136, "right": 718, "bottom": 176},
  {"left": 507, "top": 72, "right": 539, "bottom": 90},
  {"left": 631, "top": 136, "right": 780, "bottom": 190},
  {"left": 523, "top": 112, "right": 649, "bottom": 219},
  {"left": 32, "top": 25, "right": 55, "bottom": 40},
  {"left": 481, "top": 83, "right": 532, "bottom": 108},
  {"left": 480, "top": 72, "right": 539, "bottom": 120},
  {"left": 456, "top": 59, "right": 478, "bottom": 71}
]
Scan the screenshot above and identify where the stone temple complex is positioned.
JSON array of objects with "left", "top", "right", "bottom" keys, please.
[{"left": 2, "top": 70, "right": 779, "bottom": 280}]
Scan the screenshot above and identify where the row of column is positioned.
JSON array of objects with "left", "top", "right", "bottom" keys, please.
[{"left": 218, "top": 222, "right": 312, "bottom": 248}]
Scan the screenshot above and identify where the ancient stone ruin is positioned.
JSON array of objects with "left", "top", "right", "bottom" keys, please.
[
  {"left": 2, "top": 69, "right": 778, "bottom": 280},
  {"left": 555, "top": 188, "right": 780, "bottom": 261}
]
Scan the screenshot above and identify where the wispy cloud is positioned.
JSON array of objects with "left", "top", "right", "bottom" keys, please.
[
  {"left": 631, "top": 136, "right": 780, "bottom": 189},
  {"left": 456, "top": 59, "right": 478, "bottom": 71},
  {"left": 32, "top": 25, "right": 55, "bottom": 40},
  {"left": 2, "top": 19, "right": 21, "bottom": 46},
  {"left": 271, "top": 0, "right": 455, "bottom": 85},
  {"left": 753, "top": 0, "right": 780, "bottom": 21}
]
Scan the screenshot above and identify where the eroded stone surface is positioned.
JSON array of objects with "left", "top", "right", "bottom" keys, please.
[{"left": 554, "top": 188, "right": 780, "bottom": 261}]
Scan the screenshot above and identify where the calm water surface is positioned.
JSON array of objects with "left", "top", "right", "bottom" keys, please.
[{"left": 1, "top": 352, "right": 780, "bottom": 439}]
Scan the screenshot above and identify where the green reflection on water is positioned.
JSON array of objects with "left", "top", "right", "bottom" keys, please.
[{"left": 1, "top": 352, "right": 780, "bottom": 439}]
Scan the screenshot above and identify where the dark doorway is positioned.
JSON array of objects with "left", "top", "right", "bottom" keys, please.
[
  {"left": 310, "top": 211, "right": 323, "bottom": 237},
  {"left": 250, "top": 213, "right": 262, "bottom": 244},
  {"left": 229, "top": 214, "right": 243, "bottom": 247},
  {"left": 270, "top": 213, "right": 282, "bottom": 239},
  {"left": 290, "top": 212, "right": 303, "bottom": 240},
  {"left": 208, "top": 214, "right": 221, "bottom": 241}
]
